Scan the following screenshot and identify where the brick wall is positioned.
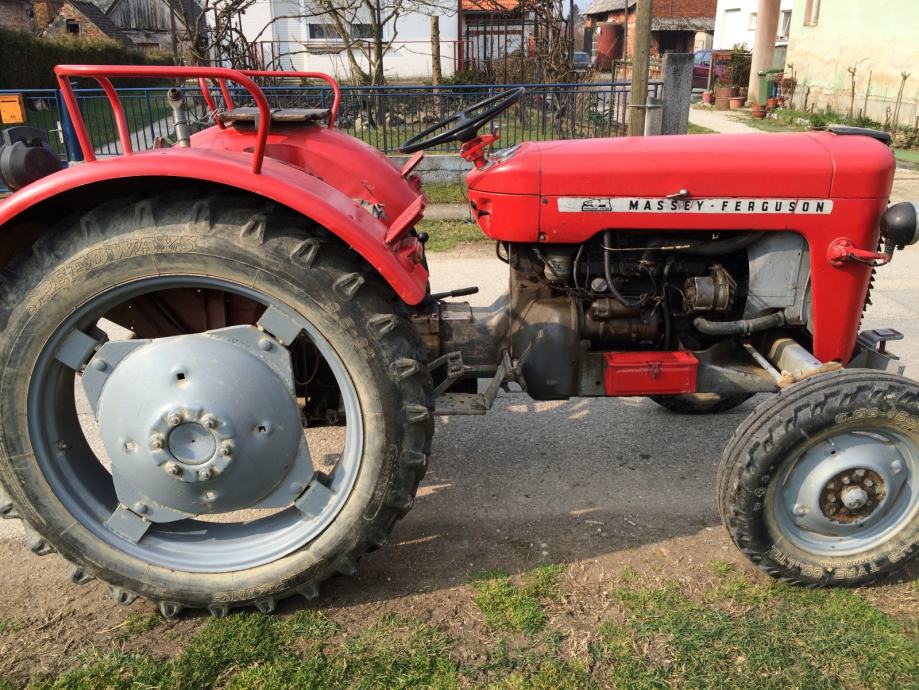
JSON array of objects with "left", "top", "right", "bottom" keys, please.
[
  {"left": 653, "top": 0, "right": 718, "bottom": 18},
  {"left": 44, "top": 2, "right": 109, "bottom": 40},
  {"left": 32, "top": 0, "right": 64, "bottom": 30},
  {"left": 0, "top": 0, "right": 33, "bottom": 31}
]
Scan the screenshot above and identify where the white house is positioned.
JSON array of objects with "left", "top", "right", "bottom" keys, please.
[
  {"left": 713, "top": 0, "right": 794, "bottom": 51},
  {"left": 228, "top": 0, "right": 460, "bottom": 81}
]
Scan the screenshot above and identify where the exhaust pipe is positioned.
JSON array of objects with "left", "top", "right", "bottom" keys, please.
[{"left": 167, "top": 88, "right": 191, "bottom": 148}]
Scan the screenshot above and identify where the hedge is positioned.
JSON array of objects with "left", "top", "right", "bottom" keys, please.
[{"left": 0, "top": 28, "right": 175, "bottom": 89}]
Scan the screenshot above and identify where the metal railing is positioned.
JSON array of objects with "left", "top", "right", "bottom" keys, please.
[{"left": 1, "top": 80, "right": 661, "bottom": 164}]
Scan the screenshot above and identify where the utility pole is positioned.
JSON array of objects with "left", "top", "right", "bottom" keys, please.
[
  {"left": 628, "top": 0, "right": 652, "bottom": 136},
  {"left": 430, "top": 15, "right": 442, "bottom": 85}
]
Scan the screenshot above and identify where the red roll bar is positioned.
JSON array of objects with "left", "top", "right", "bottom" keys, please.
[{"left": 54, "top": 65, "right": 342, "bottom": 175}]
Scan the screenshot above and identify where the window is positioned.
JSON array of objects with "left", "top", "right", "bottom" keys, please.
[
  {"left": 307, "top": 22, "right": 338, "bottom": 40},
  {"left": 65, "top": 19, "right": 80, "bottom": 34},
  {"left": 747, "top": 12, "right": 757, "bottom": 30},
  {"left": 350, "top": 23, "right": 372, "bottom": 39},
  {"left": 804, "top": 0, "right": 820, "bottom": 26},
  {"left": 778, "top": 10, "right": 791, "bottom": 39}
]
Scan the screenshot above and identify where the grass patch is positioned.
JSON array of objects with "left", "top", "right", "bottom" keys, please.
[
  {"left": 895, "top": 148, "right": 919, "bottom": 166},
  {"left": 417, "top": 219, "right": 489, "bottom": 252},
  {"left": 424, "top": 182, "right": 467, "bottom": 204},
  {"left": 687, "top": 122, "right": 716, "bottom": 134},
  {"left": 596, "top": 572, "right": 919, "bottom": 689},
  {"left": 115, "top": 612, "right": 160, "bottom": 639},
  {"left": 470, "top": 565, "right": 565, "bottom": 635}
]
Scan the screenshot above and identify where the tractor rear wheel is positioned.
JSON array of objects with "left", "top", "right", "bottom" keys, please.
[
  {"left": 0, "top": 192, "right": 433, "bottom": 616},
  {"left": 650, "top": 392, "right": 753, "bottom": 414},
  {"left": 718, "top": 369, "right": 919, "bottom": 585}
]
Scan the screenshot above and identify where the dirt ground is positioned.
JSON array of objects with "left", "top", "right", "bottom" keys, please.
[{"left": 1, "top": 168, "right": 919, "bottom": 683}]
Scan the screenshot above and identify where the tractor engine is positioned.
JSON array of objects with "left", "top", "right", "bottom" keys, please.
[{"left": 503, "top": 230, "right": 753, "bottom": 398}]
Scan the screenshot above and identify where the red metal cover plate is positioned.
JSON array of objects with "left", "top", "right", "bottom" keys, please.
[{"left": 602, "top": 351, "right": 698, "bottom": 396}]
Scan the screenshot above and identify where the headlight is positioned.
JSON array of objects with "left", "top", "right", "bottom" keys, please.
[{"left": 880, "top": 202, "right": 919, "bottom": 247}]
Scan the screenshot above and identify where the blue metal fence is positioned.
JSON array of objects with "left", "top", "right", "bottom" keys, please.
[{"left": 0, "top": 80, "right": 662, "bottom": 163}]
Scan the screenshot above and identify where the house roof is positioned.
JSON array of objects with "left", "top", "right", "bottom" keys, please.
[
  {"left": 651, "top": 16, "right": 715, "bottom": 31},
  {"left": 104, "top": 0, "right": 204, "bottom": 31},
  {"left": 70, "top": 0, "right": 134, "bottom": 45},
  {"left": 584, "top": 0, "right": 635, "bottom": 17},
  {"left": 461, "top": 0, "right": 520, "bottom": 11}
]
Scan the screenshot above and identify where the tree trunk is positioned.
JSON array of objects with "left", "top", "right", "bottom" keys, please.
[{"left": 431, "top": 15, "right": 442, "bottom": 85}]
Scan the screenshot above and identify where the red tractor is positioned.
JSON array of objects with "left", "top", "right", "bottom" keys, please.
[{"left": 0, "top": 66, "right": 918, "bottom": 617}]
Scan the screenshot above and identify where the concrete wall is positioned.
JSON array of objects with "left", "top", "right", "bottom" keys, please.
[
  {"left": 784, "top": 0, "right": 919, "bottom": 126},
  {"left": 713, "top": 0, "right": 794, "bottom": 51}
]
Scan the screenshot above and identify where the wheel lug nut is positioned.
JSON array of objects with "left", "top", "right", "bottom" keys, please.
[
  {"left": 854, "top": 469, "right": 866, "bottom": 478},
  {"left": 218, "top": 442, "right": 233, "bottom": 457},
  {"left": 150, "top": 435, "right": 165, "bottom": 450},
  {"left": 826, "top": 494, "right": 836, "bottom": 502},
  {"left": 165, "top": 463, "right": 182, "bottom": 477},
  {"left": 793, "top": 503, "right": 807, "bottom": 516},
  {"left": 202, "top": 415, "right": 217, "bottom": 430},
  {"left": 197, "top": 468, "right": 212, "bottom": 481},
  {"left": 841, "top": 476, "right": 851, "bottom": 485},
  {"left": 166, "top": 412, "right": 182, "bottom": 426},
  {"left": 864, "top": 479, "right": 874, "bottom": 488},
  {"left": 826, "top": 482, "right": 836, "bottom": 490}
]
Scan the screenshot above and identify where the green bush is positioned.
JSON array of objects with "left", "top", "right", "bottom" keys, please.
[{"left": 0, "top": 28, "right": 174, "bottom": 89}]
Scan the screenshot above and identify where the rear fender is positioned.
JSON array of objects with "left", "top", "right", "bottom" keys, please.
[{"left": 0, "top": 148, "right": 428, "bottom": 304}]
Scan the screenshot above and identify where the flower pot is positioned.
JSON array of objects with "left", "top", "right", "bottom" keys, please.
[
  {"left": 751, "top": 103, "right": 767, "bottom": 119},
  {"left": 767, "top": 97, "right": 778, "bottom": 109},
  {"left": 729, "top": 96, "right": 745, "bottom": 110},
  {"left": 714, "top": 86, "right": 733, "bottom": 111},
  {"left": 701, "top": 91, "right": 713, "bottom": 105}
]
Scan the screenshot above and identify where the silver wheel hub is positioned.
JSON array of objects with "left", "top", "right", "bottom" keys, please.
[
  {"left": 83, "top": 325, "right": 315, "bottom": 521},
  {"left": 774, "top": 428, "right": 919, "bottom": 556}
]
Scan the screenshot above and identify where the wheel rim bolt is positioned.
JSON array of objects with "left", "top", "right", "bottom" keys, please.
[
  {"left": 165, "top": 463, "right": 181, "bottom": 477},
  {"left": 841, "top": 476, "right": 851, "bottom": 485},
  {"left": 202, "top": 415, "right": 217, "bottom": 430},
  {"left": 854, "top": 469, "right": 866, "bottom": 478},
  {"left": 864, "top": 479, "right": 874, "bottom": 488},
  {"left": 198, "top": 468, "right": 212, "bottom": 481},
  {"left": 150, "top": 435, "right": 165, "bottom": 450},
  {"left": 826, "top": 482, "right": 836, "bottom": 490},
  {"left": 826, "top": 494, "right": 836, "bottom": 502},
  {"left": 793, "top": 503, "right": 807, "bottom": 516},
  {"left": 218, "top": 442, "right": 233, "bottom": 457},
  {"left": 166, "top": 412, "right": 182, "bottom": 426}
]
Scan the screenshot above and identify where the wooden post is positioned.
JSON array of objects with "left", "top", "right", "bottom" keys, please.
[
  {"left": 628, "top": 0, "right": 652, "bottom": 136},
  {"left": 431, "top": 15, "right": 442, "bottom": 85}
]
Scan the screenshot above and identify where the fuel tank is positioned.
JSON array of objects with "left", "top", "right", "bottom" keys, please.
[{"left": 466, "top": 131, "right": 895, "bottom": 243}]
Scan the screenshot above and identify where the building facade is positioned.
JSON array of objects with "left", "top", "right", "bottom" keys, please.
[
  {"left": 233, "top": 0, "right": 459, "bottom": 81},
  {"left": 585, "top": 0, "right": 717, "bottom": 70},
  {"left": 784, "top": 0, "right": 919, "bottom": 126},
  {"left": 713, "top": 0, "right": 793, "bottom": 51}
]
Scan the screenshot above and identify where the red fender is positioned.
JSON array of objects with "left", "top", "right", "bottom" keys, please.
[{"left": 0, "top": 148, "right": 429, "bottom": 304}]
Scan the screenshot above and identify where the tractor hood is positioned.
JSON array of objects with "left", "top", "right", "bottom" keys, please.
[{"left": 467, "top": 131, "right": 894, "bottom": 201}]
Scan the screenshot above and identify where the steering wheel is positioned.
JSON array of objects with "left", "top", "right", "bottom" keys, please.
[{"left": 398, "top": 87, "right": 525, "bottom": 154}]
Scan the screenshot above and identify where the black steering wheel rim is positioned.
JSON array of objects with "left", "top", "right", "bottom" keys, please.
[{"left": 398, "top": 87, "right": 525, "bottom": 154}]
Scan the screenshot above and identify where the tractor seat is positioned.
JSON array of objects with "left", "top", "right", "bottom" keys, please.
[{"left": 221, "top": 107, "right": 331, "bottom": 125}]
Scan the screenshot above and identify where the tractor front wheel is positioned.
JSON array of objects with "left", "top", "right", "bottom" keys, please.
[
  {"left": 0, "top": 192, "right": 433, "bottom": 616},
  {"left": 718, "top": 370, "right": 919, "bottom": 585}
]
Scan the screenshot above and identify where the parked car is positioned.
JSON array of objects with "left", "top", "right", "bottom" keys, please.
[
  {"left": 693, "top": 50, "right": 728, "bottom": 90},
  {"left": 573, "top": 51, "right": 591, "bottom": 72}
]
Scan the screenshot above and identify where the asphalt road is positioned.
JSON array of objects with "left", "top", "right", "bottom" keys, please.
[{"left": 1, "top": 167, "right": 918, "bottom": 604}]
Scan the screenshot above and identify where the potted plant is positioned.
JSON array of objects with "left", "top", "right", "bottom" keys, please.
[
  {"left": 714, "top": 79, "right": 733, "bottom": 110},
  {"left": 729, "top": 94, "right": 746, "bottom": 109},
  {"left": 701, "top": 90, "right": 713, "bottom": 105}
]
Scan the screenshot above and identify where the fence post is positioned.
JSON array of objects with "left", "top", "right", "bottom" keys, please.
[
  {"left": 56, "top": 89, "right": 83, "bottom": 163},
  {"left": 145, "top": 89, "right": 157, "bottom": 147},
  {"left": 660, "top": 53, "right": 693, "bottom": 135}
]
